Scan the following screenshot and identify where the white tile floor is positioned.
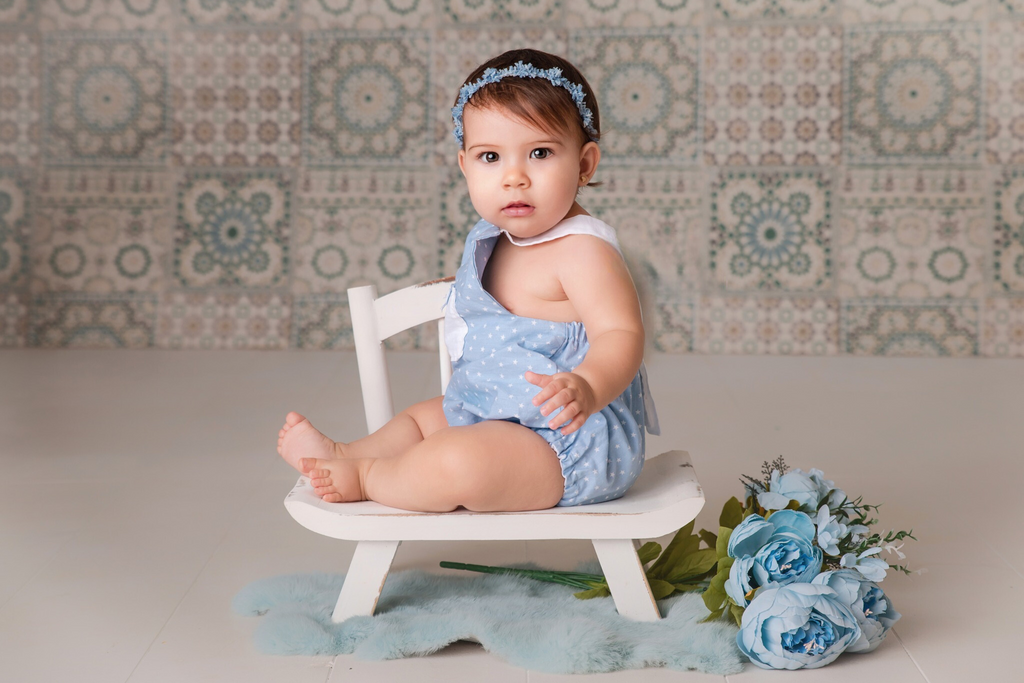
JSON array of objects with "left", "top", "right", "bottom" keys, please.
[{"left": 0, "top": 349, "right": 1019, "bottom": 682}]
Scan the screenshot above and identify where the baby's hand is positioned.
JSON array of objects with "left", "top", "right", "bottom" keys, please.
[{"left": 525, "top": 371, "right": 597, "bottom": 436}]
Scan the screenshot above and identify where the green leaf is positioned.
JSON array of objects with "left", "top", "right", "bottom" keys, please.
[
  {"left": 716, "top": 526, "right": 733, "bottom": 560},
  {"left": 700, "top": 606, "right": 726, "bottom": 623},
  {"left": 719, "top": 496, "right": 744, "bottom": 529},
  {"left": 698, "top": 528, "right": 718, "bottom": 549},
  {"left": 729, "top": 604, "right": 745, "bottom": 628},
  {"left": 664, "top": 548, "right": 718, "bottom": 583},
  {"left": 647, "top": 521, "right": 699, "bottom": 580},
  {"left": 671, "top": 582, "right": 706, "bottom": 593},
  {"left": 702, "top": 565, "right": 731, "bottom": 612},
  {"left": 636, "top": 541, "right": 662, "bottom": 567},
  {"left": 573, "top": 586, "right": 611, "bottom": 600},
  {"left": 648, "top": 579, "right": 676, "bottom": 600},
  {"left": 718, "top": 556, "right": 735, "bottom": 573}
]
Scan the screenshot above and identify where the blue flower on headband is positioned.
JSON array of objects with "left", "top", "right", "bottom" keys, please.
[{"left": 450, "top": 61, "right": 599, "bottom": 146}]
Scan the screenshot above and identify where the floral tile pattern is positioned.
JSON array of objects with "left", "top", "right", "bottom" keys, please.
[
  {"left": 431, "top": 26, "right": 568, "bottom": 164},
  {"left": 0, "top": 31, "right": 40, "bottom": 167},
  {"left": 571, "top": 28, "right": 700, "bottom": 163},
  {"left": 714, "top": 0, "right": 835, "bottom": 20},
  {"left": 993, "top": 168, "right": 1024, "bottom": 294},
  {"left": 43, "top": 32, "right": 168, "bottom": 165},
  {"left": 704, "top": 24, "right": 842, "bottom": 167},
  {"left": 564, "top": 0, "right": 702, "bottom": 27},
  {"left": 301, "top": 0, "right": 435, "bottom": 29},
  {"left": 841, "top": 300, "right": 978, "bottom": 356},
  {"left": 180, "top": 0, "right": 295, "bottom": 24},
  {"left": 304, "top": 31, "right": 430, "bottom": 165},
  {"left": 157, "top": 291, "right": 290, "bottom": 349},
  {"left": 709, "top": 170, "right": 833, "bottom": 292},
  {"left": 583, "top": 167, "right": 702, "bottom": 304},
  {"left": 0, "top": 169, "right": 31, "bottom": 290},
  {"left": 836, "top": 168, "right": 986, "bottom": 299},
  {"left": 292, "top": 292, "right": 435, "bottom": 350},
  {"left": 174, "top": 170, "right": 291, "bottom": 288},
  {"left": 652, "top": 299, "right": 696, "bottom": 353},
  {"left": 39, "top": 0, "right": 174, "bottom": 29},
  {"left": 31, "top": 292, "right": 157, "bottom": 348},
  {"left": 438, "top": 164, "right": 477, "bottom": 278},
  {"left": 842, "top": 0, "right": 986, "bottom": 22},
  {"left": 292, "top": 169, "right": 435, "bottom": 295},
  {"left": 0, "top": 0, "right": 34, "bottom": 24},
  {"left": 439, "top": 0, "right": 562, "bottom": 24},
  {"left": 171, "top": 30, "right": 301, "bottom": 168},
  {"left": 33, "top": 169, "right": 173, "bottom": 294},
  {"left": 981, "top": 296, "right": 1024, "bottom": 357},
  {"left": 696, "top": 295, "right": 840, "bottom": 355},
  {"left": 986, "top": 20, "right": 1024, "bottom": 165},
  {"left": 0, "top": 291, "right": 29, "bottom": 347},
  {"left": 844, "top": 25, "right": 982, "bottom": 165}
]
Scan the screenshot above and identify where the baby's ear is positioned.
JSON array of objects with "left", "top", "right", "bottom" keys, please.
[{"left": 457, "top": 148, "right": 467, "bottom": 175}]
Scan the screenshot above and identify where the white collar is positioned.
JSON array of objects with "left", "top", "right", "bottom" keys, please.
[{"left": 500, "top": 214, "right": 621, "bottom": 252}]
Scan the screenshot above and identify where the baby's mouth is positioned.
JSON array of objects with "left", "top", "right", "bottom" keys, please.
[{"left": 502, "top": 201, "right": 534, "bottom": 217}]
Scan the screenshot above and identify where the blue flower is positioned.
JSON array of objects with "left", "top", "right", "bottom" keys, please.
[
  {"left": 725, "top": 555, "right": 757, "bottom": 607},
  {"left": 728, "top": 509, "right": 815, "bottom": 559},
  {"left": 840, "top": 548, "right": 889, "bottom": 582},
  {"left": 757, "top": 469, "right": 822, "bottom": 513},
  {"left": 814, "top": 504, "right": 847, "bottom": 556},
  {"left": 752, "top": 534, "right": 822, "bottom": 588},
  {"left": 813, "top": 570, "right": 901, "bottom": 653},
  {"left": 737, "top": 583, "right": 862, "bottom": 669}
]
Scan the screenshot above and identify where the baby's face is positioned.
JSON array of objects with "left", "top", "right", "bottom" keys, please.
[{"left": 458, "top": 105, "right": 590, "bottom": 238}]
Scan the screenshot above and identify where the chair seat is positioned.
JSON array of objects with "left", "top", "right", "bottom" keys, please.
[{"left": 285, "top": 450, "right": 704, "bottom": 542}]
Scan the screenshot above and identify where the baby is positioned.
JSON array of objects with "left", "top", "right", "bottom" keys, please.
[{"left": 277, "top": 48, "right": 658, "bottom": 513}]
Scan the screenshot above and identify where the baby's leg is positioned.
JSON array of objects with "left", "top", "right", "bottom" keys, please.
[
  {"left": 301, "top": 421, "right": 566, "bottom": 513},
  {"left": 277, "top": 396, "right": 448, "bottom": 473}
]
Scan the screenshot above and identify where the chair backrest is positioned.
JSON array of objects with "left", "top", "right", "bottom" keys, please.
[{"left": 348, "top": 278, "right": 455, "bottom": 434}]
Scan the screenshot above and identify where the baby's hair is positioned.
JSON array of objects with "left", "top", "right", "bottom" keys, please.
[{"left": 455, "top": 49, "right": 602, "bottom": 188}]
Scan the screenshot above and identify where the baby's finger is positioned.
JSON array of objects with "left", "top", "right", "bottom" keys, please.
[
  {"left": 524, "top": 371, "right": 550, "bottom": 387},
  {"left": 531, "top": 381, "right": 562, "bottom": 407},
  {"left": 560, "top": 412, "right": 588, "bottom": 436},
  {"left": 550, "top": 403, "right": 579, "bottom": 430},
  {"left": 540, "top": 388, "right": 573, "bottom": 416}
]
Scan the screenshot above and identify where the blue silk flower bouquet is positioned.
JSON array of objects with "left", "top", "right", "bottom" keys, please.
[{"left": 443, "top": 457, "right": 915, "bottom": 670}]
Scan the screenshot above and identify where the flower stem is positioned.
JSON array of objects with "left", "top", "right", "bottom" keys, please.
[{"left": 439, "top": 561, "right": 606, "bottom": 590}]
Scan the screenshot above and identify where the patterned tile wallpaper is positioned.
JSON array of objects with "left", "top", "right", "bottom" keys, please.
[{"left": 0, "top": 0, "right": 1022, "bottom": 358}]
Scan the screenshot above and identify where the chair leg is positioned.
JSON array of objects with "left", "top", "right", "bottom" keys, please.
[
  {"left": 591, "top": 538, "right": 662, "bottom": 621},
  {"left": 331, "top": 540, "right": 402, "bottom": 623}
]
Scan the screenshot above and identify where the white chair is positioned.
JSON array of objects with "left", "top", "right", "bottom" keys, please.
[{"left": 284, "top": 279, "right": 705, "bottom": 623}]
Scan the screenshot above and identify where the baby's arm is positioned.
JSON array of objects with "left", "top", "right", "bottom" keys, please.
[{"left": 526, "top": 235, "right": 644, "bottom": 435}]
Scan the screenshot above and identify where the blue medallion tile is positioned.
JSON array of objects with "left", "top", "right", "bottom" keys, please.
[
  {"left": 0, "top": 169, "right": 31, "bottom": 291},
  {"left": 180, "top": 0, "right": 294, "bottom": 24},
  {"left": 709, "top": 169, "right": 834, "bottom": 293},
  {"left": 652, "top": 299, "right": 696, "bottom": 353},
  {"left": 0, "top": 291, "right": 29, "bottom": 347},
  {"left": 304, "top": 31, "right": 430, "bottom": 166},
  {"left": 993, "top": 168, "right": 1024, "bottom": 294},
  {"left": 291, "top": 291, "right": 434, "bottom": 350},
  {"left": 571, "top": 28, "right": 700, "bottom": 164},
  {"left": 31, "top": 292, "right": 157, "bottom": 348},
  {"left": 174, "top": 170, "right": 291, "bottom": 288},
  {"left": 43, "top": 32, "right": 169, "bottom": 165},
  {"left": 844, "top": 24, "right": 982, "bottom": 165},
  {"left": 841, "top": 299, "right": 978, "bottom": 356}
]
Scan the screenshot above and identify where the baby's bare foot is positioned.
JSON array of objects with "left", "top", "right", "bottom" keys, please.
[
  {"left": 277, "top": 411, "right": 342, "bottom": 473},
  {"left": 301, "top": 457, "right": 369, "bottom": 504}
]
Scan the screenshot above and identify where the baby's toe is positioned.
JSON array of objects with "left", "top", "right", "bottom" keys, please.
[{"left": 322, "top": 493, "right": 343, "bottom": 503}]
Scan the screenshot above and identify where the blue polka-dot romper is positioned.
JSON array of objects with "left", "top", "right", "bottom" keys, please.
[{"left": 441, "top": 215, "right": 660, "bottom": 507}]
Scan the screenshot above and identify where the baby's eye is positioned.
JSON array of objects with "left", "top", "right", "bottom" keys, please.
[
  {"left": 531, "top": 148, "right": 552, "bottom": 159},
  {"left": 479, "top": 151, "right": 499, "bottom": 163}
]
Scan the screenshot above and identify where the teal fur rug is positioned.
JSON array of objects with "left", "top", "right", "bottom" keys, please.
[{"left": 233, "top": 561, "right": 744, "bottom": 675}]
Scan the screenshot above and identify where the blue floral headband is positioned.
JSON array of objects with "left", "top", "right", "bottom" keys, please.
[{"left": 451, "top": 60, "right": 599, "bottom": 146}]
